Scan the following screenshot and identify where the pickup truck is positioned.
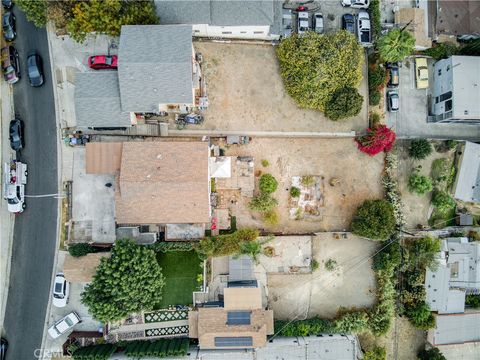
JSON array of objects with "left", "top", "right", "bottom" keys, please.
[
  {"left": 357, "top": 11, "right": 372, "bottom": 46},
  {"left": 3, "top": 161, "right": 27, "bottom": 213}
]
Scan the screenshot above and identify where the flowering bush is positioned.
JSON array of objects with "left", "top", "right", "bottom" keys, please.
[{"left": 355, "top": 125, "right": 396, "bottom": 156}]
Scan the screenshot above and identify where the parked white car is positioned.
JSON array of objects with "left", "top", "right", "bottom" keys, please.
[
  {"left": 48, "top": 311, "right": 81, "bottom": 339},
  {"left": 357, "top": 11, "right": 372, "bottom": 45},
  {"left": 341, "top": 0, "right": 370, "bottom": 9},
  {"left": 297, "top": 11, "right": 309, "bottom": 34},
  {"left": 313, "top": 13, "right": 324, "bottom": 34},
  {"left": 52, "top": 273, "right": 69, "bottom": 308}
]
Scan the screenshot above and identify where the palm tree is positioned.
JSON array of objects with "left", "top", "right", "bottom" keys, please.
[{"left": 377, "top": 28, "right": 415, "bottom": 62}]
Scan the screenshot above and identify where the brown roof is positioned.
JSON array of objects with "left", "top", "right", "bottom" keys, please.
[
  {"left": 63, "top": 252, "right": 110, "bottom": 282},
  {"left": 224, "top": 287, "right": 262, "bottom": 310},
  {"left": 115, "top": 142, "right": 210, "bottom": 224},
  {"left": 189, "top": 308, "right": 274, "bottom": 349},
  {"left": 85, "top": 142, "right": 123, "bottom": 174},
  {"left": 395, "top": 8, "right": 432, "bottom": 49},
  {"left": 434, "top": 1, "right": 480, "bottom": 36}
]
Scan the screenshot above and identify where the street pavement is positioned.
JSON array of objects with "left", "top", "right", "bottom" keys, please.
[{"left": 2, "top": 9, "right": 59, "bottom": 360}]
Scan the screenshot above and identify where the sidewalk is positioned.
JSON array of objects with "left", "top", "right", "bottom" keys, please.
[{"left": 0, "top": 71, "right": 16, "bottom": 333}]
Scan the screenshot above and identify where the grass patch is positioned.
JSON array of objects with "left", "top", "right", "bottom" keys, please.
[
  {"left": 155, "top": 250, "right": 202, "bottom": 309},
  {"left": 428, "top": 206, "right": 456, "bottom": 229}
]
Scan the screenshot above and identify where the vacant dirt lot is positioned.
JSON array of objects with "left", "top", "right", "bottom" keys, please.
[
  {"left": 195, "top": 42, "right": 368, "bottom": 133},
  {"left": 267, "top": 233, "right": 377, "bottom": 320},
  {"left": 221, "top": 138, "right": 384, "bottom": 233}
]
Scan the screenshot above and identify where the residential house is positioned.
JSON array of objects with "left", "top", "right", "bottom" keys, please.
[
  {"left": 429, "top": 56, "right": 480, "bottom": 123},
  {"left": 427, "top": 311, "right": 480, "bottom": 346},
  {"left": 74, "top": 25, "right": 204, "bottom": 129},
  {"left": 189, "top": 256, "right": 274, "bottom": 349},
  {"left": 85, "top": 141, "right": 211, "bottom": 240},
  {"left": 425, "top": 0, "right": 480, "bottom": 41},
  {"left": 453, "top": 142, "right": 480, "bottom": 203},
  {"left": 154, "top": 0, "right": 283, "bottom": 40},
  {"left": 425, "top": 237, "right": 480, "bottom": 314}
]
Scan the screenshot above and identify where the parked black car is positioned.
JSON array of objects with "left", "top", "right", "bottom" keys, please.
[
  {"left": 1, "top": 45, "right": 20, "bottom": 84},
  {"left": 2, "top": 11, "right": 16, "bottom": 42},
  {"left": 27, "top": 52, "right": 44, "bottom": 87},
  {"left": 0, "top": 338, "right": 7, "bottom": 360},
  {"left": 9, "top": 118, "right": 24, "bottom": 151},
  {"left": 387, "top": 64, "right": 400, "bottom": 88},
  {"left": 2, "top": 0, "right": 13, "bottom": 9},
  {"left": 342, "top": 14, "right": 355, "bottom": 35}
]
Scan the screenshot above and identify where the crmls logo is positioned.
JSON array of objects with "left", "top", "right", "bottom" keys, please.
[{"left": 34, "top": 348, "right": 72, "bottom": 359}]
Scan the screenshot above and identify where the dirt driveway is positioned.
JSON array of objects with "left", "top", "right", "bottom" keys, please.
[
  {"left": 267, "top": 233, "right": 377, "bottom": 320},
  {"left": 195, "top": 42, "right": 368, "bottom": 133},
  {"left": 220, "top": 137, "right": 384, "bottom": 233}
]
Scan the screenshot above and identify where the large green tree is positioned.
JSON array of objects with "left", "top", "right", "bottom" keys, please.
[
  {"left": 276, "top": 31, "right": 363, "bottom": 113},
  {"left": 16, "top": 0, "right": 48, "bottom": 27},
  {"left": 324, "top": 87, "right": 364, "bottom": 121},
  {"left": 377, "top": 28, "right": 415, "bottom": 62},
  {"left": 81, "top": 239, "right": 164, "bottom": 322},
  {"left": 352, "top": 199, "right": 396, "bottom": 240},
  {"left": 418, "top": 348, "right": 447, "bottom": 360}
]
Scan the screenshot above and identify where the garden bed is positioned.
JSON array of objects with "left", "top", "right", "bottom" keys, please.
[{"left": 155, "top": 251, "right": 202, "bottom": 309}]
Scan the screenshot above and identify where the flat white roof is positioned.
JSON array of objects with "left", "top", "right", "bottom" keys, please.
[{"left": 451, "top": 56, "right": 480, "bottom": 119}]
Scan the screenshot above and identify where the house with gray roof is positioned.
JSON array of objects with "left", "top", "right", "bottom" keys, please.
[
  {"left": 75, "top": 24, "right": 203, "bottom": 128},
  {"left": 154, "top": 0, "right": 283, "bottom": 40},
  {"left": 425, "top": 238, "right": 480, "bottom": 314},
  {"left": 427, "top": 311, "right": 480, "bottom": 346},
  {"left": 453, "top": 141, "right": 480, "bottom": 203},
  {"left": 74, "top": 72, "right": 133, "bottom": 128}
]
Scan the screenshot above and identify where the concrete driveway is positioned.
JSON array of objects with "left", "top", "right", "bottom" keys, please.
[{"left": 386, "top": 57, "right": 480, "bottom": 140}]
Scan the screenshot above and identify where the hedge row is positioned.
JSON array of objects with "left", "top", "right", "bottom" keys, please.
[
  {"left": 124, "top": 338, "right": 189, "bottom": 358},
  {"left": 150, "top": 241, "right": 195, "bottom": 253},
  {"left": 368, "top": 0, "right": 381, "bottom": 41},
  {"left": 73, "top": 344, "right": 117, "bottom": 360}
]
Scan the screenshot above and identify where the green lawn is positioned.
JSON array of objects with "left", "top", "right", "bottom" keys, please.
[{"left": 155, "top": 250, "right": 202, "bottom": 309}]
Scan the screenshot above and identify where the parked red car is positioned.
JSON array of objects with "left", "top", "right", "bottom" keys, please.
[{"left": 88, "top": 55, "right": 118, "bottom": 70}]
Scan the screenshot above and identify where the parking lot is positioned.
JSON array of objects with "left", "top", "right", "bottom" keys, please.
[{"left": 386, "top": 56, "right": 480, "bottom": 140}]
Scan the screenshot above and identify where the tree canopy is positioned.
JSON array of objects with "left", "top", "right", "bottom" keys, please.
[
  {"left": 81, "top": 239, "right": 164, "bottom": 322},
  {"left": 377, "top": 28, "right": 415, "bottom": 62},
  {"left": 352, "top": 199, "right": 396, "bottom": 240},
  {"left": 276, "top": 31, "right": 363, "bottom": 113},
  {"left": 324, "top": 87, "right": 364, "bottom": 121}
]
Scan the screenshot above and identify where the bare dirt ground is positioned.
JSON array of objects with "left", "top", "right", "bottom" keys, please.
[
  {"left": 195, "top": 42, "right": 368, "bottom": 133},
  {"left": 397, "top": 140, "right": 456, "bottom": 229},
  {"left": 359, "top": 316, "right": 426, "bottom": 360},
  {"left": 267, "top": 233, "right": 377, "bottom": 320},
  {"left": 221, "top": 138, "right": 384, "bottom": 233}
]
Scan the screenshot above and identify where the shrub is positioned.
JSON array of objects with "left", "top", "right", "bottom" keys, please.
[
  {"left": 249, "top": 193, "right": 278, "bottom": 212},
  {"left": 261, "top": 159, "right": 269, "bottom": 167},
  {"left": 276, "top": 31, "right": 363, "bottom": 112},
  {"left": 355, "top": 125, "right": 396, "bottom": 156},
  {"left": 406, "top": 302, "right": 436, "bottom": 329},
  {"left": 466, "top": 294, "right": 480, "bottom": 308},
  {"left": 301, "top": 175, "right": 315, "bottom": 186},
  {"left": 72, "top": 344, "right": 117, "bottom": 360},
  {"left": 259, "top": 174, "right": 278, "bottom": 194},
  {"left": 422, "top": 43, "right": 458, "bottom": 60},
  {"left": 263, "top": 210, "right": 279, "bottom": 226},
  {"left": 369, "top": 112, "right": 381, "bottom": 126},
  {"left": 151, "top": 241, "right": 194, "bottom": 253},
  {"left": 369, "top": 90, "right": 381, "bottom": 106},
  {"left": 290, "top": 186, "right": 301, "bottom": 198},
  {"left": 418, "top": 348, "right": 447, "bottom": 360},
  {"left": 195, "top": 229, "right": 259, "bottom": 258},
  {"left": 325, "top": 258, "right": 338, "bottom": 271},
  {"left": 263, "top": 246, "right": 275, "bottom": 257},
  {"left": 408, "top": 174, "right": 433, "bottom": 195},
  {"left": 409, "top": 139, "right": 432, "bottom": 160},
  {"left": 364, "top": 346, "right": 386, "bottom": 360},
  {"left": 311, "top": 259, "right": 319, "bottom": 272},
  {"left": 68, "top": 243, "right": 95, "bottom": 257},
  {"left": 324, "top": 87, "right": 364, "bottom": 121},
  {"left": 369, "top": 65, "right": 387, "bottom": 91},
  {"left": 368, "top": 0, "right": 381, "bottom": 40},
  {"left": 432, "top": 190, "right": 455, "bottom": 212},
  {"left": 431, "top": 158, "right": 450, "bottom": 184},
  {"left": 351, "top": 199, "right": 396, "bottom": 240}
]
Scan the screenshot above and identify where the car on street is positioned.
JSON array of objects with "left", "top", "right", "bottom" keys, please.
[
  {"left": 387, "top": 91, "right": 399, "bottom": 112},
  {"left": 357, "top": 11, "right": 371, "bottom": 45},
  {"left": 281, "top": 7, "right": 293, "bottom": 38},
  {"left": 313, "top": 13, "right": 324, "bottom": 34},
  {"left": 52, "top": 273, "right": 70, "bottom": 308},
  {"left": 1, "top": 46, "right": 20, "bottom": 84},
  {"left": 9, "top": 119, "right": 24, "bottom": 151},
  {"left": 297, "top": 11, "right": 309, "bottom": 34},
  {"left": 342, "top": 14, "right": 355, "bottom": 35},
  {"left": 341, "top": 0, "right": 369, "bottom": 9},
  {"left": 27, "top": 52, "right": 44, "bottom": 87},
  {"left": 2, "top": 0, "right": 13, "bottom": 9},
  {"left": 2, "top": 11, "right": 15, "bottom": 42},
  {"left": 415, "top": 57, "right": 429, "bottom": 89},
  {"left": 0, "top": 338, "right": 7, "bottom": 360},
  {"left": 387, "top": 64, "right": 399, "bottom": 88},
  {"left": 48, "top": 311, "right": 81, "bottom": 339},
  {"left": 88, "top": 55, "right": 118, "bottom": 70}
]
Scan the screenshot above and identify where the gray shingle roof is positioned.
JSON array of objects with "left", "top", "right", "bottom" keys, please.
[
  {"left": 118, "top": 25, "right": 194, "bottom": 112},
  {"left": 155, "top": 0, "right": 282, "bottom": 28},
  {"left": 74, "top": 72, "right": 131, "bottom": 128},
  {"left": 429, "top": 312, "right": 480, "bottom": 345}
]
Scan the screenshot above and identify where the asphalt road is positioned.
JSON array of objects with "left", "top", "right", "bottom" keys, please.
[{"left": 3, "top": 9, "right": 58, "bottom": 360}]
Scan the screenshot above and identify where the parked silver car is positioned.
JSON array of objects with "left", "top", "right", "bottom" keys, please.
[{"left": 48, "top": 311, "right": 81, "bottom": 339}]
